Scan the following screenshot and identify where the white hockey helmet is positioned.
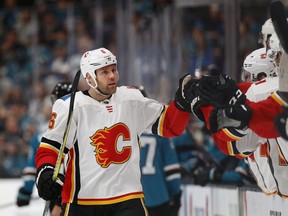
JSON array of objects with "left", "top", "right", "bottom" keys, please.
[
  {"left": 80, "top": 47, "right": 117, "bottom": 86},
  {"left": 260, "top": 18, "right": 275, "bottom": 48},
  {"left": 242, "top": 47, "right": 277, "bottom": 82}
]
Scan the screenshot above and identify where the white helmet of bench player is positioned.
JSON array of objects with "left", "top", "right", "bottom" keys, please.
[
  {"left": 80, "top": 48, "right": 117, "bottom": 94},
  {"left": 242, "top": 47, "right": 277, "bottom": 82}
]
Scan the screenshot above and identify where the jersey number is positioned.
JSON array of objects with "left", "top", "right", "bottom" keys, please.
[
  {"left": 141, "top": 137, "right": 157, "bottom": 175},
  {"left": 48, "top": 112, "right": 57, "bottom": 129}
]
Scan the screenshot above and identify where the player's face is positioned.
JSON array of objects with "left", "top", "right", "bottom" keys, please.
[{"left": 95, "top": 64, "right": 119, "bottom": 95}]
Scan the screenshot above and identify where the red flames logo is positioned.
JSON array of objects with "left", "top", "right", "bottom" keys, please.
[{"left": 90, "top": 123, "right": 131, "bottom": 168}]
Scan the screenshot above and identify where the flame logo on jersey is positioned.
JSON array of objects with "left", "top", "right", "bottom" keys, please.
[{"left": 90, "top": 123, "right": 131, "bottom": 168}]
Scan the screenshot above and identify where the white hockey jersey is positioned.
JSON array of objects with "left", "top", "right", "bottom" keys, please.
[
  {"left": 36, "top": 86, "right": 189, "bottom": 204},
  {"left": 235, "top": 77, "right": 288, "bottom": 197}
]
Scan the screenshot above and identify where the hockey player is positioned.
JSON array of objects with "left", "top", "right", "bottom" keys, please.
[
  {"left": 189, "top": 47, "right": 288, "bottom": 196},
  {"left": 35, "top": 47, "right": 192, "bottom": 216},
  {"left": 16, "top": 82, "right": 72, "bottom": 215},
  {"left": 201, "top": 34, "right": 286, "bottom": 139}
]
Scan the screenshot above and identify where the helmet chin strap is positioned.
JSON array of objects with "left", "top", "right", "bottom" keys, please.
[
  {"left": 93, "top": 85, "right": 111, "bottom": 97},
  {"left": 87, "top": 80, "right": 111, "bottom": 98}
]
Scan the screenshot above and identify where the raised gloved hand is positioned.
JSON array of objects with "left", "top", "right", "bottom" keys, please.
[
  {"left": 183, "top": 79, "right": 209, "bottom": 121},
  {"left": 209, "top": 104, "right": 252, "bottom": 133},
  {"left": 16, "top": 187, "right": 32, "bottom": 207},
  {"left": 198, "top": 74, "right": 246, "bottom": 107},
  {"left": 174, "top": 74, "right": 193, "bottom": 112},
  {"left": 193, "top": 166, "right": 222, "bottom": 186},
  {"left": 36, "top": 165, "right": 64, "bottom": 201},
  {"left": 275, "top": 106, "right": 288, "bottom": 140}
]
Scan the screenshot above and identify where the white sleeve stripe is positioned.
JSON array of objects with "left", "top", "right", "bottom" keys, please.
[
  {"left": 166, "top": 173, "right": 181, "bottom": 181},
  {"left": 164, "top": 164, "right": 181, "bottom": 172}
]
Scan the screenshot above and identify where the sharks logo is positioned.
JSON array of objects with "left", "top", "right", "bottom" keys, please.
[{"left": 90, "top": 123, "right": 132, "bottom": 168}]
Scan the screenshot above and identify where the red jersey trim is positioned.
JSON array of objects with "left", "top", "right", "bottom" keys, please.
[
  {"left": 158, "top": 101, "right": 190, "bottom": 138},
  {"left": 158, "top": 105, "right": 168, "bottom": 136}
]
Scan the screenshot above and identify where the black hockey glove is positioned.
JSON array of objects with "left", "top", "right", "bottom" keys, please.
[
  {"left": 16, "top": 187, "right": 33, "bottom": 207},
  {"left": 193, "top": 166, "right": 222, "bottom": 186},
  {"left": 209, "top": 104, "right": 252, "bottom": 133},
  {"left": 183, "top": 79, "right": 209, "bottom": 121},
  {"left": 275, "top": 106, "right": 288, "bottom": 141},
  {"left": 198, "top": 74, "right": 246, "bottom": 107},
  {"left": 174, "top": 74, "right": 193, "bottom": 112},
  {"left": 36, "top": 165, "right": 64, "bottom": 201}
]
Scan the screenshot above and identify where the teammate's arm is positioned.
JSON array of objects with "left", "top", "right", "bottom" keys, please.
[{"left": 150, "top": 74, "right": 192, "bottom": 138}]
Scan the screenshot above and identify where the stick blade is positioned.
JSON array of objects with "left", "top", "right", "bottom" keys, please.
[{"left": 270, "top": 1, "right": 288, "bottom": 54}]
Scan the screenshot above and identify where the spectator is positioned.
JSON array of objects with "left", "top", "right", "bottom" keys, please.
[
  {"left": 14, "top": 8, "right": 37, "bottom": 46},
  {"left": 182, "top": 20, "right": 214, "bottom": 76}
]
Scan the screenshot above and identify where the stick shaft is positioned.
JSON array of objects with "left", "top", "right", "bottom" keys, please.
[{"left": 42, "top": 70, "right": 81, "bottom": 216}]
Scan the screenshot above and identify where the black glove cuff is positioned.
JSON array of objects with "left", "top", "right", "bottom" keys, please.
[
  {"left": 191, "top": 98, "right": 207, "bottom": 121},
  {"left": 54, "top": 196, "right": 62, "bottom": 206},
  {"left": 174, "top": 100, "right": 189, "bottom": 112},
  {"left": 36, "top": 164, "right": 55, "bottom": 187}
]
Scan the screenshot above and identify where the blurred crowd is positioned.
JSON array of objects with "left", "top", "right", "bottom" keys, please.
[
  {"left": 0, "top": 0, "right": 117, "bottom": 177},
  {"left": 0, "top": 0, "right": 269, "bottom": 192}
]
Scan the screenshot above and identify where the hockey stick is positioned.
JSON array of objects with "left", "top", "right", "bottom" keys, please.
[
  {"left": 270, "top": 1, "right": 288, "bottom": 92},
  {"left": 42, "top": 70, "right": 81, "bottom": 216}
]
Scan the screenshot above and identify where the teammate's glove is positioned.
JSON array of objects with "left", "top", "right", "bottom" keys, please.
[
  {"left": 198, "top": 75, "right": 246, "bottom": 107},
  {"left": 16, "top": 187, "right": 33, "bottom": 207},
  {"left": 36, "top": 165, "right": 64, "bottom": 201},
  {"left": 183, "top": 79, "right": 209, "bottom": 121},
  {"left": 174, "top": 74, "right": 193, "bottom": 112},
  {"left": 193, "top": 166, "right": 222, "bottom": 186},
  {"left": 275, "top": 107, "right": 288, "bottom": 140},
  {"left": 209, "top": 104, "right": 252, "bottom": 133}
]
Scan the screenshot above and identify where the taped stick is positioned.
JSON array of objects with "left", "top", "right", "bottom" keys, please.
[{"left": 42, "top": 70, "right": 81, "bottom": 216}]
